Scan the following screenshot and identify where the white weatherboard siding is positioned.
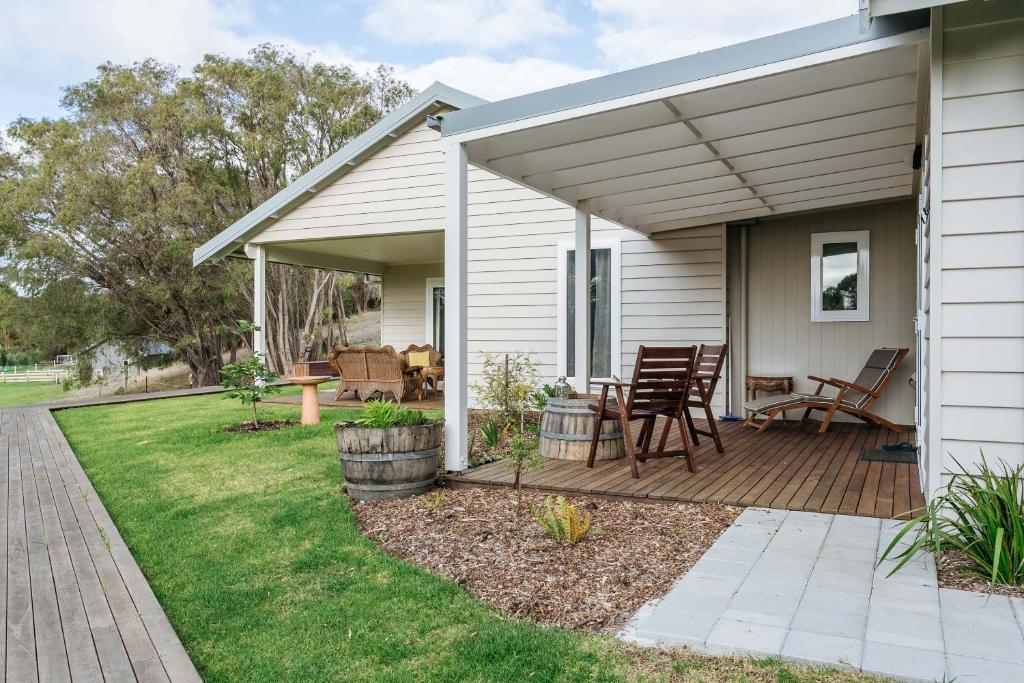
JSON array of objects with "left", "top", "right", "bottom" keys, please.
[
  {"left": 252, "top": 121, "right": 446, "bottom": 244},
  {"left": 742, "top": 200, "right": 917, "bottom": 425},
  {"left": 382, "top": 263, "right": 443, "bottom": 351},
  {"left": 938, "top": 0, "right": 1024, "bottom": 480}
]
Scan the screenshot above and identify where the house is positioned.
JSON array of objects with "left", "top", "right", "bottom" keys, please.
[
  {"left": 195, "top": 0, "right": 1023, "bottom": 505},
  {"left": 82, "top": 338, "right": 174, "bottom": 379}
]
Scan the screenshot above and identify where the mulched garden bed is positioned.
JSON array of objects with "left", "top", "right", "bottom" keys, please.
[
  {"left": 356, "top": 487, "right": 740, "bottom": 632},
  {"left": 466, "top": 410, "right": 541, "bottom": 466},
  {"left": 222, "top": 419, "right": 298, "bottom": 433},
  {"left": 936, "top": 550, "right": 1024, "bottom": 599}
]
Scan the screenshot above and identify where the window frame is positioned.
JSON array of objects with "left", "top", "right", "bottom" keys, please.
[
  {"left": 424, "top": 277, "right": 444, "bottom": 351},
  {"left": 556, "top": 239, "right": 622, "bottom": 383},
  {"left": 810, "top": 230, "right": 870, "bottom": 323}
]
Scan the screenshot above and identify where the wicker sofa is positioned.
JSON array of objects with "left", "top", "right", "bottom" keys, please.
[{"left": 327, "top": 345, "right": 420, "bottom": 404}]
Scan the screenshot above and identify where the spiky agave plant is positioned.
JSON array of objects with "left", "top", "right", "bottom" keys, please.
[{"left": 880, "top": 454, "right": 1024, "bottom": 587}]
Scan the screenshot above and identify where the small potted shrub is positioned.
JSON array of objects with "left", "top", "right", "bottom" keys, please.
[{"left": 336, "top": 398, "right": 442, "bottom": 501}]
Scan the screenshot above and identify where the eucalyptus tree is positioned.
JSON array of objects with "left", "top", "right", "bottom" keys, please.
[{"left": 0, "top": 46, "right": 411, "bottom": 383}]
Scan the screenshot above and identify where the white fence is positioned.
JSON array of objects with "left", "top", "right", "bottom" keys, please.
[{"left": 0, "top": 369, "right": 71, "bottom": 383}]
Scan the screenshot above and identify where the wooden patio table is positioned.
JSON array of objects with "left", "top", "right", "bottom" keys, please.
[{"left": 288, "top": 375, "right": 333, "bottom": 425}]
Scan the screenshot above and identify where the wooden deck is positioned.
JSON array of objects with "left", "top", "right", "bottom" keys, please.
[
  {"left": 452, "top": 419, "right": 924, "bottom": 519},
  {"left": 1, "top": 408, "right": 200, "bottom": 682}
]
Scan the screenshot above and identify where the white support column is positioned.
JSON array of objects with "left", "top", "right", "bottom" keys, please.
[
  {"left": 574, "top": 201, "right": 591, "bottom": 394},
  {"left": 250, "top": 243, "right": 267, "bottom": 358},
  {"left": 443, "top": 141, "right": 469, "bottom": 472}
]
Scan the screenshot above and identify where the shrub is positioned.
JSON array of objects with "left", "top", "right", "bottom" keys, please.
[
  {"left": 353, "top": 398, "right": 429, "bottom": 428},
  {"left": 221, "top": 353, "right": 280, "bottom": 427},
  {"left": 530, "top": 384, "right": 557, "bottom": 411},
  {"left": 880, "top": 455, "right": 1024, "bottom": 587},
  {"left": 506, "top": 419, "right": 543, "bottom": 515},
  {"left": 479, "top": 417, "right": 500, "bottom": 450},
  {"left": 530, "top": 389, "right": 549, "bottom": 411},
  {"left": 473, "top": 352, "right": 539, "bottom": 428},
  {"left": 533, "top": 496, "right": 592, "bottom": 544}
]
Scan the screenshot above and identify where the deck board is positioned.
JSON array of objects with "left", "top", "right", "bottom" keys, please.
[
  {"left": 1, "top": 408, "right": 200, "bottom": 683},
  {"left": 453, "top": 419, "right": 921, "bottom": 519}
]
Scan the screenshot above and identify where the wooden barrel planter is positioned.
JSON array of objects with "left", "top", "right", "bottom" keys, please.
[
  {"left": 539, "top": 395, "right": 624, "bottom": 461},
  {"left": 335, "top": 422, "right": 442, "bottom": 501}
]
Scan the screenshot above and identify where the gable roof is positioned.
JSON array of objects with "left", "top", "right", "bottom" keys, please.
[
  {"left": 193, "top": 82, "right": 486, "bottom": 266},
  {"left": 439, "top": 11, "right": 929, "bottom": 138}
]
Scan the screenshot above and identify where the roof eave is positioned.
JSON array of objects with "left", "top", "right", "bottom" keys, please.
[
  {"left": 440, "top": 11, "right": 929, "bottom": 138},
  {"left": 192, "top": 82, "right": 487, "bottom": 266}
]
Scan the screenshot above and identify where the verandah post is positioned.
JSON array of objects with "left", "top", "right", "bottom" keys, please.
[
  {"left": 443, "top": 141, "right": 469, "bottom": 471},
  {"left": 574, "top": 201, "right": 592, "bottom": 395}
]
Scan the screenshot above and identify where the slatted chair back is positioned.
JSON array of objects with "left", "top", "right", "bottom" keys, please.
[
  {"left": 624, "top": 345, "right": 699, "bottom": 419},
  {"left": 689, "top": 344, "right": 727, "bottom": 404},
  {"left": 683, "top": 343, "right": 729, "bottom": 454}
]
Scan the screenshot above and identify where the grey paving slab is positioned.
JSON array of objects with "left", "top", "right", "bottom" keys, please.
[
  {"left": 705, "top": 619, "right": 787, "bottom": 657},
  {"left": 862, "top": 641, "right": 946, "bottom": 682},
  {"left": 791, "top": 605, "right": 867, "bottom": 640},
  {"left": 946, "top": 654, "right": 1024, "bottom": 682},
  {"left": 866, "top": 606, "right": 944, "bottom": 651},
  {"left": 623, "top": 506, "right": 1024, "bottom": 682},
  {"left": 781, "top": 629, "right": 863, "bottom": 670}
]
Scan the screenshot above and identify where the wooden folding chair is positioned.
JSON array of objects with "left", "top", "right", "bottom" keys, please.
[
  {"left": 586, "top": 345, "right": 699, "bottom": 478},
  {"left": 683, "top": 343, "right": 728, "bottom": 453}
]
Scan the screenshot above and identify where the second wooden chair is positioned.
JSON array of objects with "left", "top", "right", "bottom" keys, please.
[{"left": 586, "top": 345, "right": 699, "bottom": 479}]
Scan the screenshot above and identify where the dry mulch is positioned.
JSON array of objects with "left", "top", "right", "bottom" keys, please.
[
  {"left": 222, "top": 419, "right": 297, "bottom": 433},
  {"left": 937, "top": 550, "right": 1024, "bottom": 599},
  {"left": 466, "top": 410, "right": 541, "bottom": 466},
  {"left": 356, "top": 487, "right": 740, "bottom": 632}
]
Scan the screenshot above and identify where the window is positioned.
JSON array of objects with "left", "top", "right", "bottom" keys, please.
[
  {"left": 811, "top": 230, "right": 870, "bottom": 322},
  {"left": 424, "top": 278, "right": 444, "bottom": 353},
  {"left": 557, "top": 241, "right": 621, "bottom": 381}
]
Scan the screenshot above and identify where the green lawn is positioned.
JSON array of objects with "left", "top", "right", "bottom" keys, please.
[
  {"left": 0, "top": 381, "right": 68, "bottom": 406},
  {"left": 54, "top": 396, "right": 881, "bottom": 682}
]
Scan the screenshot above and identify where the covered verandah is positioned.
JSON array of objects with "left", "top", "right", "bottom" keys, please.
[{"left": 437, "top": 11, "right": 929, "bottom": 508}]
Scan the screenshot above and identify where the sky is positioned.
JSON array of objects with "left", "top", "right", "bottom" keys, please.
[{"left": 0, "top": 0, "right": 856, "bottom": 128}]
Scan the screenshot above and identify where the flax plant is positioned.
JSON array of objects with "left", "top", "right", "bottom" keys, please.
[{"left": 879, "top": 455, "right": 1024, "bottom": 587}]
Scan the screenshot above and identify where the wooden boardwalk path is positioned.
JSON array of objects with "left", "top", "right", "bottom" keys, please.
[
  {"left": 2, "top": 408, "right": 200, "bottom": 682},
  {"left": 454, "top": 419, "right": 924, "bottom": 519}
]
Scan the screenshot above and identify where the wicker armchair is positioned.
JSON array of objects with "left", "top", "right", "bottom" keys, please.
[
  {"left": 401, "top": 344, "right": 444, "bottom": 399},
  {"left": 327, "top": 345, "right": 420, "bottom": 404}
]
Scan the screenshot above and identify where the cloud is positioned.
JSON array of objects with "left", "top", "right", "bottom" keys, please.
[
  {"left": 363, "top": 0, "right": 575, "bottom": 52},
  {"left": 590, "top": 0, "right": 855, "bottom": 69},
  {"left": 0, "top": 0, "right": 392, "bottom": 124},
  {"left": 398, "top": 55, "right": 602, "bottom": 101},
  {"left": 0, "top": 0, "right": 596, "bottom": 126}
]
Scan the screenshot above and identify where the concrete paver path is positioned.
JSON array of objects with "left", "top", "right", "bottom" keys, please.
[{"left": 623, "top": 507, "right": 1024, "bottom": 683}]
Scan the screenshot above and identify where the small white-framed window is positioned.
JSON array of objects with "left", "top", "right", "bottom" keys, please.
[
  {"left": 810, "top": 230, "right": 870, "bottom": 322},
  {"left": 556, "top": 239, "right": 621, "bottom": 382},
  {"left": 424, "top": 277, "right": 444, "bottom": 353}
]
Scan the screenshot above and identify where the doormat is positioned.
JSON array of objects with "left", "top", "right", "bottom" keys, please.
[{"left": 860, "top": 446, "right": 918, "bottom": 464}]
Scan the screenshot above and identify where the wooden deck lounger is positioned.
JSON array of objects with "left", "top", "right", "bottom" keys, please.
[{"left": 743, "top": 347, "right": 909, "bottom": 434}]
